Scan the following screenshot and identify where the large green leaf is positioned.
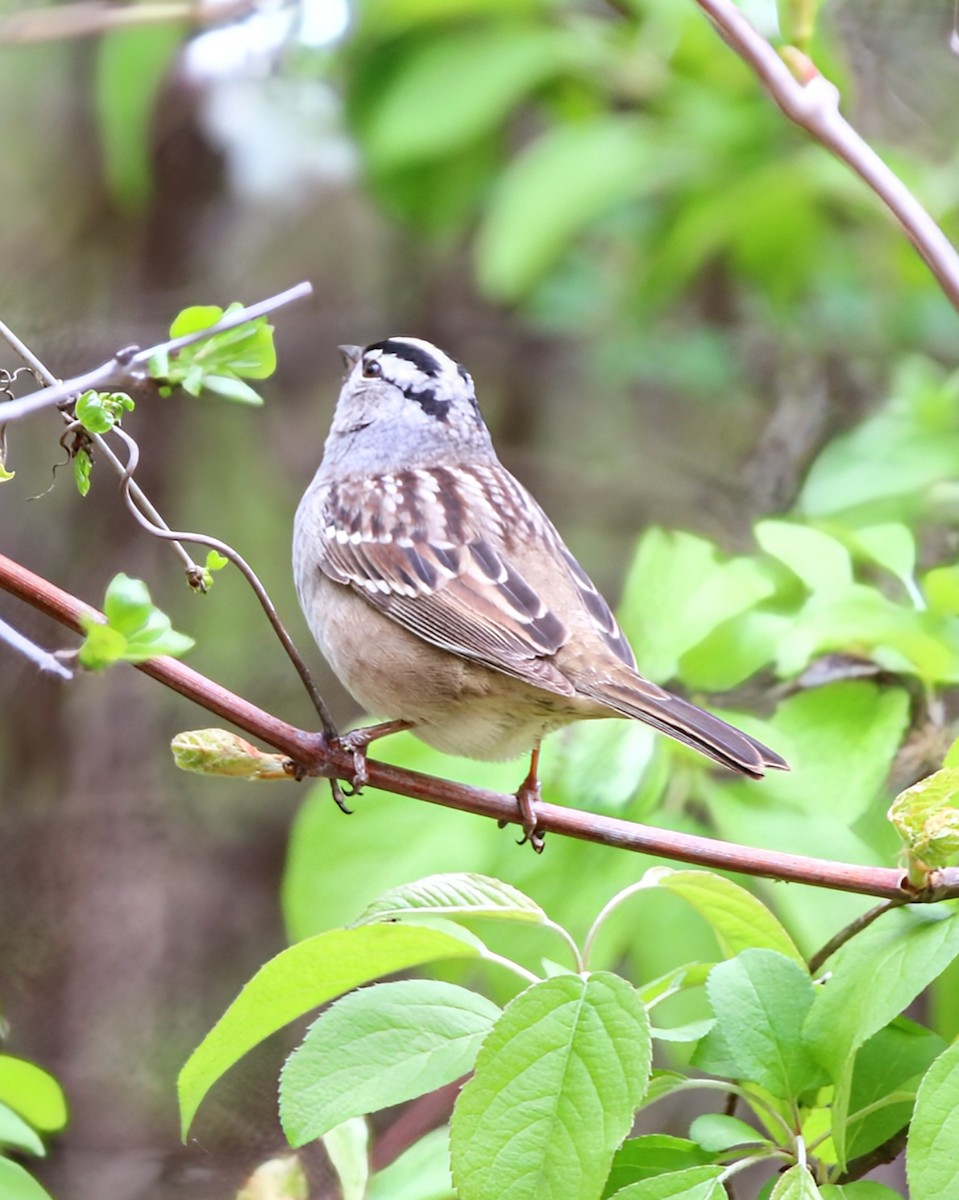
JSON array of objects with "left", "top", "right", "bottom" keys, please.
[
  {"left": 0, "top": 1159, "right": 55, "bottom": 1200},
  {"left": 179, "top": 925, "right": 477, "bottom": 1137},
  {"left": 362, "top": 24, "right": 573, "bottom": 169},
  {"left": 451, "top": 973, "right": 650, "bottom": 1200},
  {"left": 477, "top": 116, "right": 655, "bottom": 302},
  {"left": 907, "top": 1038, "right": 959, "bottom": 1200},
  {"left": 702, "top": 950, "right": 825, "bottom": 1101},
  {"left": 280, "top": 980, "right": 500, "bottom": 1145},
  {"left": 0, "top": 1058, "right": 66, "bottom": 1132},
  {"left": 607, "top": 1166, "right": 725, "bottom": 1199}
]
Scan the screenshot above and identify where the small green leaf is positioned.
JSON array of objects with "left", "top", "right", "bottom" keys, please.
[
  {"left": 606, "top": 1165, "right": 725, "bottom": 1199},
  {"left": 0, "top": 1158, "right": 56, "bottom": 1200},
  {"left": 78, "top": 574, "right": 194, "bottom": 669},
  {"left": 689, "top": 1113, "right": 766, "bottom": 1152},
  {"left": 0, "top": 1102, "right": 45, "bottom": 1157},
  {"left": 477, "top": 116, "right": 655, "bottom": 302},
  {"left": 73, "top": 448, "right": 92, "bottom": 496},
  {"left": 804, "top": 908, "right": 959, "bottom": 1085},
  {"left": 205, "top": 550, "right": 229, "bottom": 573},
  {"left": 355, "top": 872, "right": 548, "bottom": 926},
  {"left": 0, "top": 447, "right": 14, "bottom": 481},
  {"left": 151, "top": 303, "right": 276, "bottom": 404},
  {"left": 907, "top": 1038, "right": 959, "bottom": 1200},
  {"left": 923, "top": 566, "right": 959, "bottom": 616},
  {"left": 322, "top": 1118, "right": 369, "bottom": 1200},
  {"left": 769, "top": 1165, "right": 820, "bottom": 1200},
  {"left": 645, "top": 869, "right": 805, "bottom": 965},
  {"left": 281, "top": 980, "right": 500, "bottom": 1145},
  {"left": 361, "top": 24, "right": 573, "bottom": 169},
  {"left": 704, "top": 950, "right": 825, "bottom": 1101},
  {"left": 366, "top": 1125, "right": 452, "bottom": 1200},
  {"left": 845, "top": 1017, "right": 944, "bottom": 1161},
  {"left": 451, "top": 973, "right": 651, "bottom": 1200},
  {"left": 755, "top": 520, "right": 853, "bottom": 595},
  {"left": 847, "top": 524, "right": 916, "bottom": 590},
  {"left": 75, "top": 390, "right": 135, "bottom": 434},
  {"left": 819, "top": 1183, "right": 904, "bottom": 1199},
  {"left": 603, "top": 1136, "right": 713, "bottom": 1196},
  {"left": 179, "top": 925, "right": 478, "bottom": 1138}
]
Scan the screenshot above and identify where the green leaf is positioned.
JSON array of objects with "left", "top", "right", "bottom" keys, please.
[
  {"left": 0, "top": 1103, "right": 45, "bottom": 1157},
  {"left": 0, "top": 1057, "right": 67, "bottom": 1132},
  {"left": 819, "top": 1184, "right": 904, "bottom": 1200},
  {"left": 0, "top": 1158, "right": 55, "bottom": 1200},
  {"left": 769, "top": 1165, "right": 820, "bottom": 1200},
  {"left": 362, "top": 24, "right": 573, "bottom": 169},
  {"left": 366, "top": 1125, "right": 453, "bottom": 1200},
  {"left": 170, "top": 305, "right": 225, "bottom": 337},
  {"left": 450, "top": 972, "right": 651, "bottom": 1200},
  {"left": 75, "top": 389, "right": 134, "bottom": 434},
  {"left": 888, "top": 767, "right": 959, "bottom": 881},
  {"left": 846, "top": 524, "right": 916, "bottom": 590},
  {"left": 477, "top": 116, "right": 654, "bottom": 302},
  {"left": 606, "top": 1166, "right": 725, "bottom": 1199},
  {"left": 804, "top": 908, "right": 959, "bottom": 1083},
  {"left": 704, "top": 950, "right": 825, "bottom": 1101},
  {"left": 179, "top": 925, "right": 478, "bottom": 1138},
  {"left": 845, "top": 1017, "right": 944, "bottom": 1161},
  {"left": 95, "top": 23, "right": 184, "bottom": 211},
  {"left": 645, "top": 869, "right": 804, "bottom": 965},
  {"left": 617, "top": 530, "right": 776, "bottom": 683},
  {"left": 73, "top": 447, "right": 92, "bottom": 497},
  {"left": 907, "top": 1038, "right": 959, "bottom": 1200},
  {"left": 603, "top": 1136, "right": 713, "bottom": 1196},
  {"left": 755, "top": 521, "right": 854, "bottom": 595},
  {"left": 724, "top": 682, "right": 910, "bottom": 825},
  {"left": 79, "top": 574, "right": 194, "bottom": 669},
  {"left": 923, "top": 566, "right": 959, "bottom": 616},
  {"left": 799, "top": 358, "right": 959, "bottom": 521},
  {"left": 151, "top": 303, "right": 276, "bottom": 403},
  {"left": 689, "top": 1113, "right": 766, "bottom": 1152},
  {"left": 322, "top": 1118, "right": 369, "bottom": 1200},
  {"left": 280, "top": 980, "right": 500, "bottom": 1145},
  {"left": 355, "top": 872, "right": 548, "bottom": 926}
]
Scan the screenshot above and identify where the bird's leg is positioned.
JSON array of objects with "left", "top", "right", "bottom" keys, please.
[
  {"left": 336, "top": 719, "right": 413, "bottom": 794},
  {"left": 514, "top": 744, "right": 545, "bottom": 853}
]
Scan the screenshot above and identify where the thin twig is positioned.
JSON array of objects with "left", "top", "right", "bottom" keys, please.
[
  {"left": 110, "top": 426, "right": 338, "bottom": 736},
  {"left": 0, "top": 282, "right": 314, "bottom": 422},
  {"left": 807, "top": 898, "right": 906, "bottom": 975},
  {"left": 0, "top": 613, "right": 72, "bottom": 679},
  {"left": 5, "top": 548, "right": 959, "bottom": 903},
  {"left": 693, "top": 0, "right": 959, "bottom": 312},
  {"left": 0, "top": 0, "right": 255, "bottom": 44}
]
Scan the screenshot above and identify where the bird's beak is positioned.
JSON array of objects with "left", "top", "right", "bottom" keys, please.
[{"left": 338, "top": 344, "right": 363, "bottom": 371}]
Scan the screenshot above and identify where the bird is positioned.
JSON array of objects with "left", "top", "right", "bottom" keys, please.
[{"left": 293, "top": 337, "right": 788, "bottom": 849}]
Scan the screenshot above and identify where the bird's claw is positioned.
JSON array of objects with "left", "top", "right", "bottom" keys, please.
[{"left": 515, "top": 777, "right": 545, "bottom": 854}]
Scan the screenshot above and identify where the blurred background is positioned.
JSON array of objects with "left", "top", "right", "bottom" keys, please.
[{"left": 1, "top": 1, "right": 958, "bottom": 1196}]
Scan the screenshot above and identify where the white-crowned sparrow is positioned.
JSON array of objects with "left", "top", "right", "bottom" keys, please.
[{"left": 293, "top": 337, "right": 787, "bottom": 848}]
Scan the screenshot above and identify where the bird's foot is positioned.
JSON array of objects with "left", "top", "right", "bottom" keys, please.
[
  {"left": 335, "top": 720, "right": 413, "bottom": 797},
  {"left": 511, "top": 746, "right": 545, "bottom": 853}
]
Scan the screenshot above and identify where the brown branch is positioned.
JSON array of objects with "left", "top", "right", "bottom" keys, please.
[
  {"left": 807, "top": 898, "right": 906, "bottom": 975},
  {"left": 5, "top": 548, "right": 958, "bottom": 903},
  {"left": 694, "top": 0, "right": 959, "bottom": 313}
]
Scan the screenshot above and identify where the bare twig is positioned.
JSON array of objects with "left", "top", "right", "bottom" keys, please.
[
  {"left": 5, "top": 548, "right": 959, "bottom": 903},
  {"left": 0, "top": 0, "right": 255, "bottom": 44},
  {"left": 807, "top": 898, "right": 906, "bottom": 975},
  {"left": 0, "top": 281, "right": 314, "bottom": 422},
  {"left": 693, "top": 0, "right": 959, "bottom": 313},
  {"left": 110, "top": 425, "right": 338, "bottom": 736},
  {"left": 0, "top": 613, "right": 72, "bottom": 679}
]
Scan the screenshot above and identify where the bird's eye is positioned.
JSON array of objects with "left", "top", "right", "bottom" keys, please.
[{"left": 362, "top": 358, "right": 382, "bottom": 379}]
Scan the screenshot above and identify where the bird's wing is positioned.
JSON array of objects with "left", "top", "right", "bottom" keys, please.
[{"left": 311, "top": 465, "right": 652, "bottom": 698}]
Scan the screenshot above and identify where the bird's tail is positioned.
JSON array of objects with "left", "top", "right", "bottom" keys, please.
[{"left": 579, "top": 673, "right": 788, "bottom": 778}]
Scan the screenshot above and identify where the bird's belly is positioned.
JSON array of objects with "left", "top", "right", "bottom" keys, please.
[{"left": 296, "top": 572, "right": 583, "bottom": 761}]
